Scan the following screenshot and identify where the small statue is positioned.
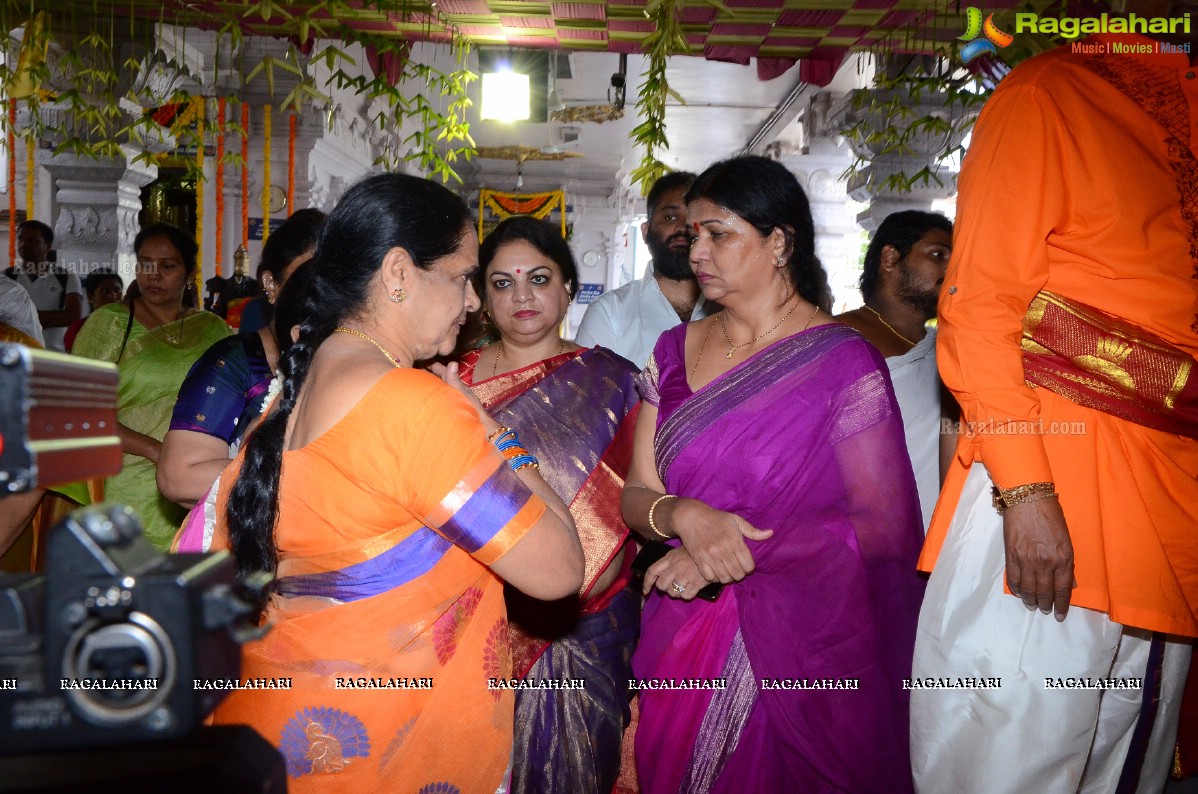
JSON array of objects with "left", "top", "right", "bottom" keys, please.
[{"left": 215, "top": 245, "right": 262, "bottom": 328}]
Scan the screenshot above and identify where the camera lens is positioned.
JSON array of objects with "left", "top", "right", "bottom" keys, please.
[{"left": 61, "top": 612, "right": 175, "bottom": 728}]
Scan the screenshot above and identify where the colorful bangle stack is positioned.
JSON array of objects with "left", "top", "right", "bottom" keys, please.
[{"left": 489, "top": 426, "right": 540, "bottom": 472}]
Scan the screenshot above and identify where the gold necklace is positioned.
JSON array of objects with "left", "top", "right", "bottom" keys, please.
[
  {"left": 720, "top": 300, "right": 802, "bottom": 359},
  {"left": 162, "top": 314, "right": 185, "bottom": 344},
  {"left": 689, "top": 321, "right": 716, "bottom": 382},
  {"left": 863, "top": 305, "right": 917, "bottom": 347},
  {"left": 334, "top": 327, "right": 402, "bottom": 367},
  {"left": 493, "top": 338, "right": 566, "bottom": 377}
]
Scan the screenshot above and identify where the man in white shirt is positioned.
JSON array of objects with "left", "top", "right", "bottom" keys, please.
[
  {"left": 575, "top": 172, "right": 711, "bottom": 367},
  {"left": 836, "top": 210, "right": 955, "bottom": 532},
  {"left": 0, "top": 274, "right": 45, "bottom": 346},
  {"left": 7, "top": 220, "right": 84, "bottom": 352}
]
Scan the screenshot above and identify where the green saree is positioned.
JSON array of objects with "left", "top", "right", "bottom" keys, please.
[{"left": 73, "top": 302, "right": 230, "bottom": 549}]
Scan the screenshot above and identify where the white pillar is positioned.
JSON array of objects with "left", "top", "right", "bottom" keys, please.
[
  {"left": 829, "top": 83, "right": 974, "bottom": 233},
  {"left": 41, "top": 144, "right": 157, "bottom": 284}
]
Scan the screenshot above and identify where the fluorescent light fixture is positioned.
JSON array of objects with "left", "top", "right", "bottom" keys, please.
[{"left": 481, "top": 69, "right": 530, "bottom": 122}]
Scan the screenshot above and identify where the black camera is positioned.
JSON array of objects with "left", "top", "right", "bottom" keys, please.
[
  {"left": 0, "top": 504, "right": 267, "bottom": 754},
  {"left": 0, "top": 343, "right": 122, "bottom": 495}
]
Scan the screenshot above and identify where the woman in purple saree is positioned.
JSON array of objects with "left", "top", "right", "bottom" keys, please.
[{"left": 623, "top": 156, "right": 926, "bottom": 794}]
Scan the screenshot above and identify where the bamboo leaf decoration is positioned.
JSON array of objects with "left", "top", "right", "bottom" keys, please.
[
  {"left": 633, "top": 0, "right": 687, "bottom": 196},
  {"left": 839, "top": 1, "right": 1066, "bottom": 193},
  {"left": 0, "top": 0, "right": 477, "bottom": 184}
]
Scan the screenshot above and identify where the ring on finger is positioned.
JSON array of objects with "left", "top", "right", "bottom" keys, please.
[{"left": 671, "top": 581, "right": 686, "bottom": 594}]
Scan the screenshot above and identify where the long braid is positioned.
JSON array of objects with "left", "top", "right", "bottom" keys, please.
[{"left": 225, "top": 279, "right": 338, "bottom": 577}]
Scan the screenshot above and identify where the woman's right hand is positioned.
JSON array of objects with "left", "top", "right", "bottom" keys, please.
[
  {"left": 430, "top": 361, "right": 498, "bottom": 433},
  {"left": 669, "top": 498, "right": 774, "bottom": 583}
]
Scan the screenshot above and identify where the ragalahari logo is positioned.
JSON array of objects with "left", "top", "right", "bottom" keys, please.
[{"left": 959, "top": 7, "right": 1015, "bottom": 62}]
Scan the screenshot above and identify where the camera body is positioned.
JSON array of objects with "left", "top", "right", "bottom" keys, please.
[
  {"left": 0, "top": 504, "right": 263, "bottom": 753},
  {"left": 0, "top": 343, "right": 121, "bottom": 494}
]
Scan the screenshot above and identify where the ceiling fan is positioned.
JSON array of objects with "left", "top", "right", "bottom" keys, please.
[{"left": 539, "top": 125, "right": 581, "bottom": 155}]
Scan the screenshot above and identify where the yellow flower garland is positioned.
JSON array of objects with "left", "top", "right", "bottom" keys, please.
[
  {"left": 194, "top": 96, "right": 205, "bottom": 298},
  {"left": 262, "top": 104, "right": 272, "bottom": 242}
]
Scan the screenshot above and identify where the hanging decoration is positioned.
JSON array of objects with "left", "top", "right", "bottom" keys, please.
[
  {"left": 240, "top": 102, "right": 249, "bottom": 248},
  {"left": 261, "top": 104, "right": 272, "bottom": 242},
  {"left": 194, "top": 96, "right": 205, "bottom": 299},
  {"left": 214, "top": 98, "right": 225, "bottom": 276},
  {"left": 631, "top": 0, "right": 686, "bottom": 196},
  {"left": 287, "top": 113, "right": 296, "bottom": 217},
  {"left": 7, "top": 100, "right": 16, "bottom": 266},
  {"left": 478, "top": 189, "right": 567, "bottom": 240},
  {"left": 24, "top": 136, "right": 34, "bottom": 218}
]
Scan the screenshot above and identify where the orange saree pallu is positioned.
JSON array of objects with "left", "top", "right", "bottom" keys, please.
[
  {"left": 460, "top": 346, "right": 641, "bottom": 794},
  {"left": 207, "top": 369, "right": 546, "bottom": 793},
  {"left": 1021, "top": 290, "right": 1198, "bottom": 438}
]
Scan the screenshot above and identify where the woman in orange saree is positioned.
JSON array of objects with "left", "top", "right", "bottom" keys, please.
[
  {"left": 204, "top": 175, "right": 584, "bottom": 793},
  {"left": 461, "top": 216, "right": 641, "bottom": 794}
]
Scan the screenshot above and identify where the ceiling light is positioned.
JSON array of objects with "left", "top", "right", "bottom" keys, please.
[{"left": 481, "top": 69, "right": 530, "bottom": 122}]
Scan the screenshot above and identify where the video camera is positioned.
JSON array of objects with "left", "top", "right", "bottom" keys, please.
[
  {"left": 0, "top": 343, "right": 273, "bottom": 770},
  {"left": 0, "top": 504, "right": 268, "bottom": 753}
]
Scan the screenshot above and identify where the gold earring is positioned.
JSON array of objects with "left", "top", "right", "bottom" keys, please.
[{"left": 390, "top": 287, "right": 407, "bottom": 303}]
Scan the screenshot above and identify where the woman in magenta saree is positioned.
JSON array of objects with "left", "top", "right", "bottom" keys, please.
[{"left": 623, "top": 156, "right": 925, "bottom": 793}]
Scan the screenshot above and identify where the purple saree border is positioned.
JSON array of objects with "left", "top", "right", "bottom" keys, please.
[
  {"left": 275, "top": 528, "right": 452, "bottom": 601},
  {"left": 441, "top": 464, "right": 533, "bottom": 553}
]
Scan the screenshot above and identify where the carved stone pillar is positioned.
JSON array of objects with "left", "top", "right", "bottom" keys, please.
[
  {"left": 306, "top": 109, "right": 377, "bottom": 214},
  {"left": 829, "top": 81, "right": 974, "bottom": 232},
  {"left": 41, "top": 144, "right": 157, "bottom": 283}
]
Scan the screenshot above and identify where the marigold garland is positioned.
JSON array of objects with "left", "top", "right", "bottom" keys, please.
[
  {"left": 7, "top": 100, "right": 16, "bottom": 266},
  {"left": 24, "top": 135, "right": 34, "bottom": 217},
  {"left": 262, "top": 104, "right": 272, "bottom": 242},
  {"left": 287, "top": 113, "right": 296, "bottom": 217},
  {"left": 194, "top": 96, "right": 205, "bottom": 298},
  {"left": 241, "top": 101, "right": 249, "bottom": 248},
  {"left": 214, "top": 97, "right": 225, "bottom": 276}
]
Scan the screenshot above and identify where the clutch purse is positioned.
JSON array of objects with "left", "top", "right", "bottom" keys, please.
[{"left": 630, "top": 540, "right": 724, "bottom": 602}]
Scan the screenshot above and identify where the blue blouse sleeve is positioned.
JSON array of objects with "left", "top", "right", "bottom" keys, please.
[{"left": 169, "top": 333, "right": 270, "bottom": 444}]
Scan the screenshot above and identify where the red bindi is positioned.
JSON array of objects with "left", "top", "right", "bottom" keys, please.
[
  {"left": 516, "top": 268, "right": 521, "bottom": 274},
  {"left": 693, "top": 222, "right": 700, "bottom": 232}
]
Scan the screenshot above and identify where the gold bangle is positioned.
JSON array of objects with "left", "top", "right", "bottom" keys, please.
[
  {"left": 486, "top": 425, "right": 511, "bottom": 445},
  {"left": 992, "top": 481, "right": 1058, "bottom": 513},
  {"left": 648, "top": 494, "right": 677, "bottom": 539}
]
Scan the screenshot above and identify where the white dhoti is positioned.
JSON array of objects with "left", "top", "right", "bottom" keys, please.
[{"left": 911, "top": 463, "right": 1191, "bottom": 793}]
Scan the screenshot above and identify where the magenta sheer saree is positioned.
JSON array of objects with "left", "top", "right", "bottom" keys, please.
[{"left": 633, "top": 323, "right": 925, "bottom": 794}]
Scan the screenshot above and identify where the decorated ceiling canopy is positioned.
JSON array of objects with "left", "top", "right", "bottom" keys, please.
[{"left": 13, "top": 0, "right": 1028, "bottom": 86}]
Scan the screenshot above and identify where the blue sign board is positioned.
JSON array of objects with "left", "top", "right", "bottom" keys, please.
[{"left": 577, "top": 283, "right": 605, "bottom": 305}]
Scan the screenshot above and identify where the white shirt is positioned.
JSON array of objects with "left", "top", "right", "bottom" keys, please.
[
  {"left": 10, "top": 265, "right": 84, "bottom": 352},
  {"left": 886, "top": 326, "right": 941, "bottom": 534},
  {"left": 0, "top": 276, "right": 45, "bottom": 346},
  {"left": 574, "top": 264, "right": 711, "bottom": 368}
]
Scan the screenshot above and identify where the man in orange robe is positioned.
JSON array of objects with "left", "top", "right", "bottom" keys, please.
[{"left": 911, "top": 4, "right": 1198, "bottom": 791}]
